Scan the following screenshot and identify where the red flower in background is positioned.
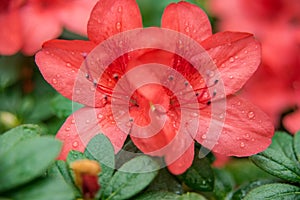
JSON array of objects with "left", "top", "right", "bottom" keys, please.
[
  {"left": 35, "top": 0, "right": 274, "bottom": 174},
  {"left": 209, "top": 0, "right": 300, "bottom": 133},
  {"left": 0, "top": 0, "right": 98, "bottom": 55}
]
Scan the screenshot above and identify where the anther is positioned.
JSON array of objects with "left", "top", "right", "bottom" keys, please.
[
  {"left": 207, "top": 101, "right": 211, "bottom": 105},
  {"left": 113, "top": 73, "right": 119, "bottom": 80},
  {"left": 93, "top": 80, "right": 97, "bottom": 86},
  {"left": 168, "top": 75, "right": 174, "bottom": 81}
]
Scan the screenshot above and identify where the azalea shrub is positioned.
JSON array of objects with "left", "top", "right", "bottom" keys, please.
[{"left": 0, "top": 0, "right": 299, "bottom": 200}]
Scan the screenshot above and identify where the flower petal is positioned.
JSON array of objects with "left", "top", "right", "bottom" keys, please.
[
  {"left": 166, "top": 143, "right": 194, "bottom": 175},
  {"left": 87, "top": 0, "right": 143, "bottom": 44},
  {"left": 201, "top": 32, "right": 261, "bottom": 96},
  {"left": 161, "top": 1, "right": 212, "bottom": 43},
  {"left": 195, "top": 95, "right": 274, "bottom": 156},
  {"left": 56, "top": 106, "right": 128, "bottom": 160},
  {"left": 0, "top": 11, "right": 22, "bottom": 55},
  {"left": 283, "top": 110, "right": 300, "bottom": 134},
  {"left": 57, "top": 0, "right": 98, "bottom": 36},
  {"left": 19, "top": 6, "right": 62, "bottom": 55},
  {"left": 35, "top": 39, "right": 111, "bottom": 107}
]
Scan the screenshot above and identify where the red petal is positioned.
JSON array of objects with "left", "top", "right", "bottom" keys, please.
[
  {"left": 161, "top": 1, "right": 212, "bottom": 43},
  {"left": 35, "top": 40, "right": 109, "bottom": 107},
  {"left": 165, "top": 143, "right": 194, "bottom": 175},
  {"left": 195, "top": 95, "right": 274, "bottom": 156},
  {"left": 19, "top": 6, "right": 62, "bottom": 55},
  {"left": 201, "top": 32, "right": 261, "bottom": 96},
  {"left": 57, "top": 0, "right": 98, "bottom": 36},
  {"left": 283, "top": 110, "right": 300, "bottom": 134},
  {"left": 56, "top": 106, "right": 128, "bottom": 160},
  {"left": 87, "top": 0, "right": 142, "bottom": 44},
  {"left": 0, "top": 11, "right": 22, "bottom": 55}
]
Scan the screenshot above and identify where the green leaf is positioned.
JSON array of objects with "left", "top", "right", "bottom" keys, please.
[
  {"left": 177, "top": 193, "right": 207, "bottom": 200},
  {"left": 250, "top": 132, "right": 300, "bottom": 183},
  {"left": 0, "top": 124, "right": 41, "bottom": 156},
  {"left": 224, "top": 159, "right": 276, "bottom": 185},
  {"left": 0, "top": 137, "right": 61, "bottom": 192},
  {"left": 243, "top": 183, "right": 300, "bottom": 200},
  {"left": 231, "top": 180, "right": 274, "bottom": 200},
  {"left": 147, "top": 168, "right": 183, "bottom": 194},
  {"left": 103, "top": 156, "right": 159, "bottom": 200},
  {"left": 0, "top": 54, "right": 22, "bottom": 89},
  {"left": 51, "top": 94, "right": 83, "bottom": 118},
  {"left": 4, "top": 176, "right": 75, "bottom": 200},
  {"left": 178, "top": 157, "right": 214, "bottom": 191},
  {"left": 293, "top": 131, "right": 300, "bottom": 161},
  {"left": 84, "top": 134, "right": 115, "bottom": 191},
  {"left": 66, "top": 150, "right": 86, "bottom": 164},
  {"left": 134, "top": 191, "right": 179, "bottom": 200},
  {"left": 213, "top": 168, "right": 234, "bottom": 199}
]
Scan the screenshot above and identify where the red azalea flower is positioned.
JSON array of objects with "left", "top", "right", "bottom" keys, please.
[
  {"left": 209, "top": 0, "right": 300, "bottom": 132},
  {"left": 35, "top": 0, "right": 274, "bottom": 175},
  {"left": 0, "top": 0, "right": 98, "bottom": 55}
]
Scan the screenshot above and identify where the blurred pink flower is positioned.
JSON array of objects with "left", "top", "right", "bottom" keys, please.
[
  {"left": 0, "top": 0, "right": 97, "bottom": 56},
  {"left": 209, "top": 0, "right": 300, "bottom": 133}
]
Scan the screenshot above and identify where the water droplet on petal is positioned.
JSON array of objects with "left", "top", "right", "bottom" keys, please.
[
  {"left": 235, "top": 55, "right": 239, "bottom": 59},
  {"left": 229, "top": 57, "right": 235, "bottom": 63},
  {"left": 86, "top": 119, "right": 90, "bottom": 124},
  {"left": 97, "top": 114, "right": 103, "bottom": 119},
  {"left": 75, "top": 89, "right": 81, "bottom": 94},
  {"left": 116, "top": 22, "right": 122, "bottom": 30},
  {"left": 247, "top": 111, "right": 255, "bottom": 119},
  {"left": 45, "top": 51, "right": 50, "bottom": 55},
  {"left": 117, "top": 6, "right": 122, "bottom": 12},
  {"left": 237, "top": 101, "right": 241, "bottom": 106},
  {"left": 66, "top": 62, "right": 71, "bottom": 67},
  {"left": 229, "top": 75, "right": 233, "bottom": 79},
  {"left": 65, "top": 127, "right": 70, "bottom": 131},
  {"left": 52, "top": 78, "right": 57, "bottom": 84},
  {"left": 240, "top": 142, "right": 245, "bottom": 148},
  {"left": 71, "top": 119, "right": 75, "bottom": 124},
  {"left": 244, "top": 50, "right": 248, "bottom": 54},
  {"left": 190, "top": 112, "right": 198, "bottom": 117},
  {"left": 185, "top": 26, "right": 190, "bottom": 33},
  {"left": 202, "top": 134, "right": 207, "bottom": 139},
  {"left": 245, "top": 134, "right": 250, "bottom": 138},
  {"left": 73, "top": 141, "right": 79, "bottom": 148}
]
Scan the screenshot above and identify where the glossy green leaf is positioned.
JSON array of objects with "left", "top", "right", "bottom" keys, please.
[
  {"left": 213, "top": 169, "right": 234, "bottom": 199},
  {"left": 177, "top": 193, "right": 207, "bottom": 200},
  {"left": 84, "top": 134, "right": 115, "bottom": 192},
  {"left": 231, "top": 180, "right": 274, "bottom": 200},
  {"left": 293, "top": 131, "right": 300, "bottom": 161},
  {"left": 0, "top": 137, "right": 61, "bottom": 192},
  {"left": 134, "top": 191, "right": 179, "bottom": 200},
  {"left": 244, "top": 183, "right": 300, "bottom": 200},
  {"left": 51, "top": 94, "right": 83, "bottom": 118},
  {"left": 0, "top": 124, "right": 41, "bottom": 156},
  {"left": 147, "top": 168, "right": 183, "bottom": 194},
  {"left": 4, "top": 177, "right": 75, "bottom": 200},
  {"left": 178, "top": 157, "right": 214, "bottom": 191},
  {"left": 250, "top": 132, "right": 300, "bottom": 183},
  {"left": 103, "top": 156, "right": 159, "bottom": 200},
  {"left": 66, "top": 150, "right": 86, "bottom": 164}
]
